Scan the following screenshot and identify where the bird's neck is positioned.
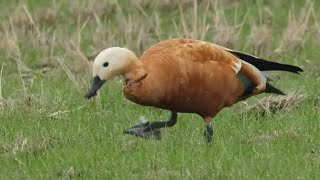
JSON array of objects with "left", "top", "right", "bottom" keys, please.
[{"left": 123, "top": 56, "right": 147, "bottom": 83}]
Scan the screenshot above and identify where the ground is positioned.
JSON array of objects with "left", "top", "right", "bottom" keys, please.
[{"left": 0, "top": 0, "right": 319, "bottom": 179}]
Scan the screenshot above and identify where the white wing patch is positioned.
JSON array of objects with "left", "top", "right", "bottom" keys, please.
[{"left": 231, "top": 59, "right": 242, "bottom": 73}]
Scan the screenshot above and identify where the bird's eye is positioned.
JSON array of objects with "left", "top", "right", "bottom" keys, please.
[{"left": 103, "top": 62, "right": 109, "bottom": 67}]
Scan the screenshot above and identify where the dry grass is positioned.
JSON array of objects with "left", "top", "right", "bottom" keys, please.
[
  {"left": 172, "top": 0, "right": 244, "bottom": 48},
  {"left": 0, "top": 63, "right": 3, "bottom": 111},
  {"left": 173, "top": 1, "right": 203, "bottom": 39},
  {"left": 242, "top": 92, "right": 308, "bottom": 116},
  {"left": 90, "top": 21, "right": 116, "bottom": 57},
  {"left": 59, "top": 17, "right": 91, "bottom": 73},
  {"left": 158, "top": 0, "right": 194, "bottom": 12},
  {"left": 312, "top": 6, "right": 320, "bottom": 47},
  {"left": 0, "top": 2, "right": 54, "bottom": 71},
  {"left": 0, "top": 137, "right": 54, "bottom": 155},
  {"left": 314, "top": 95, "right": 320, "bottom": 107},
  {"left": 247, "top": 24, "right": 272, "bottom": 56},
  {"left": 56, "top": 166, "right": 78, "bottom": 179},
  {"left": 8, "top": 4, "right": 33, "bottom": 34},
  {"left": 69, "top": 0, "right": 117, "bottom": 22},
  {"left": 87, "top": 1, "right": 161, "bottom": 56},
  {"left": 252, "top": 127, "right": 303, "bottom": 144},
  {"left": 241, "top": 2, "right": 273, "bottom": 55},
  {"left": 36, "top": 1, "right": 60, "bottom": 27},
  {"left": 16, "top": 57, "right": 29, "bottom": 99},
  {"left": 210, "top": 1, "right": 246, "bottom": 49},
  {"left": 46, "top": 104, "right": 86, "bottom": 120},
  {"left": 56, "top": 57, "right": 81, "bottom": 89},
  {"left": 316, "top": 24, "right": 320, "bottom": 46},
  {"left": 275, "top": 1, "right": 314, "bottom": 54},
  {"left": 0, "top": 21, "right": 21, "bottom": 60}
]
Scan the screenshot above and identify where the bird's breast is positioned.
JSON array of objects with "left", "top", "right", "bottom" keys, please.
[{"left": 123, "top": 77, "right": 163, "bottom": 107}]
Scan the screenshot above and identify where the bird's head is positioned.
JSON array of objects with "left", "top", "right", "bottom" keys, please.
[{"left": 85, "top": 47, "right": 137, "bottom": 99}]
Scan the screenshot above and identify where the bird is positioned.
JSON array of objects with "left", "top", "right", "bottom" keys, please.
[{"left": 85, "top": 38, "right": 303, "bottom": 142}]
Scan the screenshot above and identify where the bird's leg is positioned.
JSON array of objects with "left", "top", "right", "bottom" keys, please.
[
  {"left": 148, "top": 111, "right": 177, "bottom": 129},
  {"left": 204, "top": 123, "right": 214, "bottom": 143},
  {"left": 123, "top": 111, "right": 178, "bottom": 140},
  {"left": 203, "top": 117, "right": 214, "bottom": 143}
]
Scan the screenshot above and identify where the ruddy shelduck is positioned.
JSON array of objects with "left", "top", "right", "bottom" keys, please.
[{"left": 85, "top": 38, "right": 303, "bottom": 142}]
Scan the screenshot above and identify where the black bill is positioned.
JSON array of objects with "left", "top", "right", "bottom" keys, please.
[{"left": 85, "top": 76, "right": 106, "bottom": 99}]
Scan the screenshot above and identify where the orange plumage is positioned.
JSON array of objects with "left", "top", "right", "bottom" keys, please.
[
  {"left": 86, "top": 37, "right": 303, "bottom": 142},
  {"left": 124, "top": 38, "right": 244, "bottom": 118}
]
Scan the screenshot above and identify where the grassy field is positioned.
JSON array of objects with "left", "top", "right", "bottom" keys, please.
[{"left": 0, "top": 0, "right": 320, "bottom": 179}]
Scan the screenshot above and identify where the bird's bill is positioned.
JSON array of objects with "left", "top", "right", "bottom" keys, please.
[{"left": 85, "top": 76, "right": 106, "bottom": 99}]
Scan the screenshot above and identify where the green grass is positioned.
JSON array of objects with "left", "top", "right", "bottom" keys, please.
[{"left": 0, "top": 0, "right": 320, "bottom": 179}]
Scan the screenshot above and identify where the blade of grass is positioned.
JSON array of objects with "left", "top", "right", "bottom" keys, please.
[{"left": 0, "top": 63, "right": 4, "bottom": 101}]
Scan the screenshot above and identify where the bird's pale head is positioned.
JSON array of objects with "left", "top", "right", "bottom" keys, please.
[{"left": 85, "top": 47, "right": 136, "bottom": 99}]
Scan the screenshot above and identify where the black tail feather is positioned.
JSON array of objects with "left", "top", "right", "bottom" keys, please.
[
  {"left": 228, "top": 50, "right": 303, "bottom": 74},
  {"left": 265, "top": 83, "right": 285, "bottom": 95}
]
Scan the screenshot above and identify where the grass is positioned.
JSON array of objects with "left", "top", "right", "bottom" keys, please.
[{"left": 0, "top": 0, "right": 320, "bottom": 179}]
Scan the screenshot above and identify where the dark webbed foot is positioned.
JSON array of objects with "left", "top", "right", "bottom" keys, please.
[
  {"left": 123, "top": 121, "right": 162, "bottom": 140},
  {"left": 123, "top": 111, "right": 177, "bottom": 140}
]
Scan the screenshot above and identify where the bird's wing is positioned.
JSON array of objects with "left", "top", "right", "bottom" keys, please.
[
  {"left": 175, "top": 42, "right": 270, "bottom": 95},
  {"left": 140, "top": 38, "right": 272, "bottom": 98},
  {"left": 175, "top": 42, "right": 242, "bottom": 73}
]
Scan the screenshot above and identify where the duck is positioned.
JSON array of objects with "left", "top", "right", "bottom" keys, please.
[{"left": 85, "top": 38, "right": 303, "bottom": 142}]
